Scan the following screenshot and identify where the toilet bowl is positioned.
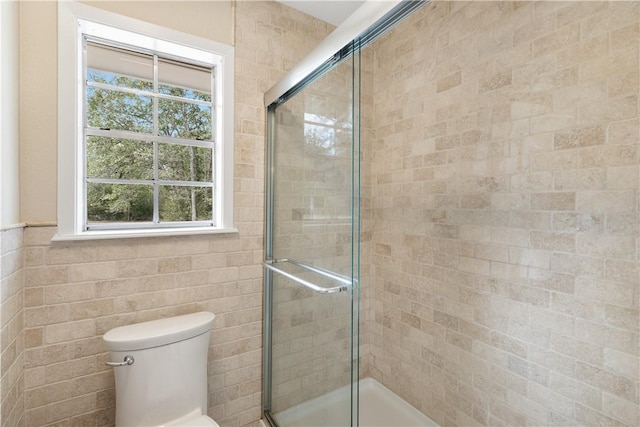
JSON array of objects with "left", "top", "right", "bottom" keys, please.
[{"left": 103, "top": 312, "right": 218, "bottom": 427}]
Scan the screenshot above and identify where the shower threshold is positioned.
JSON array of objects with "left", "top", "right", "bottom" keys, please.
[{"left": 268, "top": 377, "right": 438, "bottom": 427}]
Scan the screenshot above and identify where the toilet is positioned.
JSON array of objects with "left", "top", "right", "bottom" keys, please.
[{"left": 103, "top": 312, "right": 218, "bottom": 427}]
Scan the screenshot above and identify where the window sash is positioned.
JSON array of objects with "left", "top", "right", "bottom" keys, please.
[{"left": 82, "top": 37, "right": 216, "bottom": 230}]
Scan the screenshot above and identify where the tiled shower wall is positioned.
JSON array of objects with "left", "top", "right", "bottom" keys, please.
[
  {"left": 1, "top": 227, "right": 25, "bottom": 427},
  {"left": 4, "top": 2, "right": 332, "bottom": 427},
  {"left": 368, "top": 1, "right": 638, "bottom": 426}
]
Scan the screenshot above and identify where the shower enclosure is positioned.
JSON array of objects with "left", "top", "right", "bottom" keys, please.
[
  {"left": 262, "top": 2, "right": 425, "bottom": 426},
  {"left": 263, "top": 39, "right": 362, "bottom": 426}
]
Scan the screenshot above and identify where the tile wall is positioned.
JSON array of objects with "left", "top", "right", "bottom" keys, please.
[
  {"left": 1, "top": 227, "right": 25, "bottom": 427},
  {"left": 367, "top": 1, "right": 638, "bottom": 426}
]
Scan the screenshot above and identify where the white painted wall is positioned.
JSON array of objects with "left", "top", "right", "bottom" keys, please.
[{"left": 0, "top": 0, "right": 21, "bottom": 229}]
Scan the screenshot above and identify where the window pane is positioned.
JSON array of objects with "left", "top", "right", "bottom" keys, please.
[
  {"left": 158, "top": 58, "right": 211, "bottom": 101},
  {"left": 159, "top": 186, "right": 213, "bottom": 222},
  {"left": 87, "top": 136, "right": 153, "bottom": 180},
  {"left": 87, "top": 42, "right": 153, "bottom": 91},
  {"left": 87, "top": 87, "right": 153, "bottom": 133},
  {"left": 158, "top": 144, "right": 212, "bottom": 182},
  {"left": 158, "top": 99, "right": 212, "bottom": 140},
  {"left": 87, "top": 183, "right": 153, "bottom": 223}
]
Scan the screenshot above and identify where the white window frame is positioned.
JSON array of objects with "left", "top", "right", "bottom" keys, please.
[{"left": 56, "top": 2, "right": 235, "bottom": 241}]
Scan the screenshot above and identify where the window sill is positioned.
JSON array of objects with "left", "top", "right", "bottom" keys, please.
[{"left": 51, "top": 226, "right": 239, "bottom": 242}]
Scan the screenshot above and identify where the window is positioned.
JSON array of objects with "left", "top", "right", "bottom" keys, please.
[{"left": 56, "top": 2, "right": 235, "bottom": 240}]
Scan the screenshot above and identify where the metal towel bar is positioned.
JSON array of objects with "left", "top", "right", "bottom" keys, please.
[{"left": 264, "top": 259, "right": 352, "bottom": 294}]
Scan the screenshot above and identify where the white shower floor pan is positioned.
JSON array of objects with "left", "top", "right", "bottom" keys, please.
[{"left": 269, "top": 378, "right": 438, "bottom": 427}]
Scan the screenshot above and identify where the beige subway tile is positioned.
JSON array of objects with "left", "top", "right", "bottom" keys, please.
[
  {"left": 491, "top": 193, "right": 528, "bottom": 211},
  {"left": 490, "top": 227, "right": 529, "bottom": 247},
  {"left": 602, "top": 392, "right": 639, "bottom": 426},
  {"left": 24, "top": 328, "right": 43, "bottom": 349},
  {"left": 554, "top": 168, "right": 606, "bottom": 190},
  {"left": 24, "top": 266, "right": 69, "bottom": 286},
  {"left": 531, "top": 114, "right": 579, "bottom": 134},
  {"left": 157, "top": 256, "right": 192, "bottom": 274},
  {"left": 437, "top": 71, "right": 462, "bottom": 93},
  {"left": 531, "top": 148, "right": 581, "bottom": 171},
  {"left": 45, "top": 393, "right": 96, "bottom": 424},
  {"left": 116, "top": 259, "right": 158, "bottom": 278},
  {"left": 24, "top": 287, "right": 44, "bottom": 308},
  {"left": 70, "top": 299, "right": 114, "bottom": 321},
  {"left": 576, "top": 361, "right": 635, "bottom": 401},
  {"left": 575, "top": 319, "right": 638, "bottom": 355},
  {"left": 25, "top": 305, "right": 69, "bottom": 327},
  {"left": 24, "top": 247, "right": 45, "bottom": 267},
  {"left": 575, "top": 276, "right": 635, "bottom": 308},
  {"left": 24, "top": 366, "right": 45, "bottom": 389},
  {"left": 580, "top": 47, "right": 638, "bottom": 83},
  {"left": 529, "top": 268, "right": 575, "bottom": 294},
  {"left": 580, "top": 95, "right": 638, "bottom": 126},
  {"left": 479, "top": 71, "right": 512, "bottom": 93},
  {"left": 510, "top": 172, "right": 553, "bottom": 192},
  {"left": 45, "top": 357, "right": 95, "bottom": 384},
  {"left": 607, "top": 119, "right": 639, "bottom": 144},
  {"left": 604, "top": 259, "right": 638, "bottom": 284},
  {"left": 551, "top": 333, "right": 603, "bottom": 366},
  {"left": 530, "top": 231, "right": 575, "bottom": 252},
  {"left": 68, "top": 262, "right": 117, "bottom": 283},
  {"left": 604, "top": 304, "right": 638, "bottom": 331},
  {"left": 45, "top": 283, "right": 95, "bottom": 304},
  {"left": 509, "top": 211, "right": 552, "bottom": 230},
  {"left": 25, "top": 381, "right": 70, "bottom": 408},
  {"left": 556, "top": 33, "right": 608, "bottom": 70},
  {"left": 509, "top": 283, "right": 550, "bottom": 308},
  {"left": 490, "top": 261, "right": 528, "bottom": 282},
  {"left": 609, "top": 71, "right": 639, "bottom": 99},
  {"left": 603, "top": 348, "right": 639, "bottom": 380},
  {"left": 554, "top": 126, "right": 605, "bottom": 150},
  {"left": 528, "top": 345, "right": 574, "bottom": 376},
  {"left": 531, "top": 192, "right": 576, "bottom": 211},
  {"left": 94, "top": 278, "right": 140, "bottom": 298},
  {"left": 527, "top": 382, "right": 574, "bottom": 419},
  {"left": 607, "top": 165, "right": 639, "bottom": 189},
  {"left": 69, "top": 372, "right": 112, "bottom": 398},
  {"left": 507, "top": 320, "right": 549, "bottom": 348},
  {"left": 550, "top": 253, "right": 603, "bottom": 277},
  {"left": 606, "top": 212, "right": 639, "bottom": 235},
  {"left": 534, "top": 67, "right": 578, "bottom": 91},
  {"left": 23, "top": 227, "right": 56, "bottom": 246},
  {"left": 550, "top": 372, "right": 602, "bottom": 410},
  {"left": 489, "top": 397, "right": 528, "bottom": 426},
  {"left": 552, "top": 212, "right": 603, "bottom": 233},
  {"left": 576, "top": 233, "right": 635, "bottom": 259},
  {"left": 514, "top": 13, "right": 554, "bottom": 45},
  {"left": 533, "top": 23, "right": 579, "bottom": 57},
  {"left": 509, "top": 248, "right": 549, "bottom": 269},
  {"left": 45, "top": 319, "right": 95, "bottom": 344}
]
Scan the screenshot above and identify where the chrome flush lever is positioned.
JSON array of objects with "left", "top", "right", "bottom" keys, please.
[{"left": 105, "top": 355, "right": 134, "bottom": 367}]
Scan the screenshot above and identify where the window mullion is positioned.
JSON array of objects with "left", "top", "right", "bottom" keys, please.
[{"left": 153, "top": 54, "right": 160, "bottom": 224}]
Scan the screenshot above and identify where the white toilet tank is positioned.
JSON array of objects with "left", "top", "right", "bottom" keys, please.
[{"left": 103, "top": 312, "right": 216, "bottom": 427}]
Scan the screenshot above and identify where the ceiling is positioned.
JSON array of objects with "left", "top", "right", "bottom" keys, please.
[{"left": 276, "top": 1, "right": 366, "bottom": 26}]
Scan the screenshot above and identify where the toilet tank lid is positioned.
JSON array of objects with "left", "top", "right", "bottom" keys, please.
[{"left": 103, "top": 312, "right": 215, "bottom": 351}]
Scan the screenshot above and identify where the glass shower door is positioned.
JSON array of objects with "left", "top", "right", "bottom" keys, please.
[{"left": 264, "top": 44, "right": 361, "bottom": 427}]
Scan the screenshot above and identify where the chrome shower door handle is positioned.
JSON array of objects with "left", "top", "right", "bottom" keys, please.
[{"left": 106, "top": 355, "right": 134, "bottom": 367}]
